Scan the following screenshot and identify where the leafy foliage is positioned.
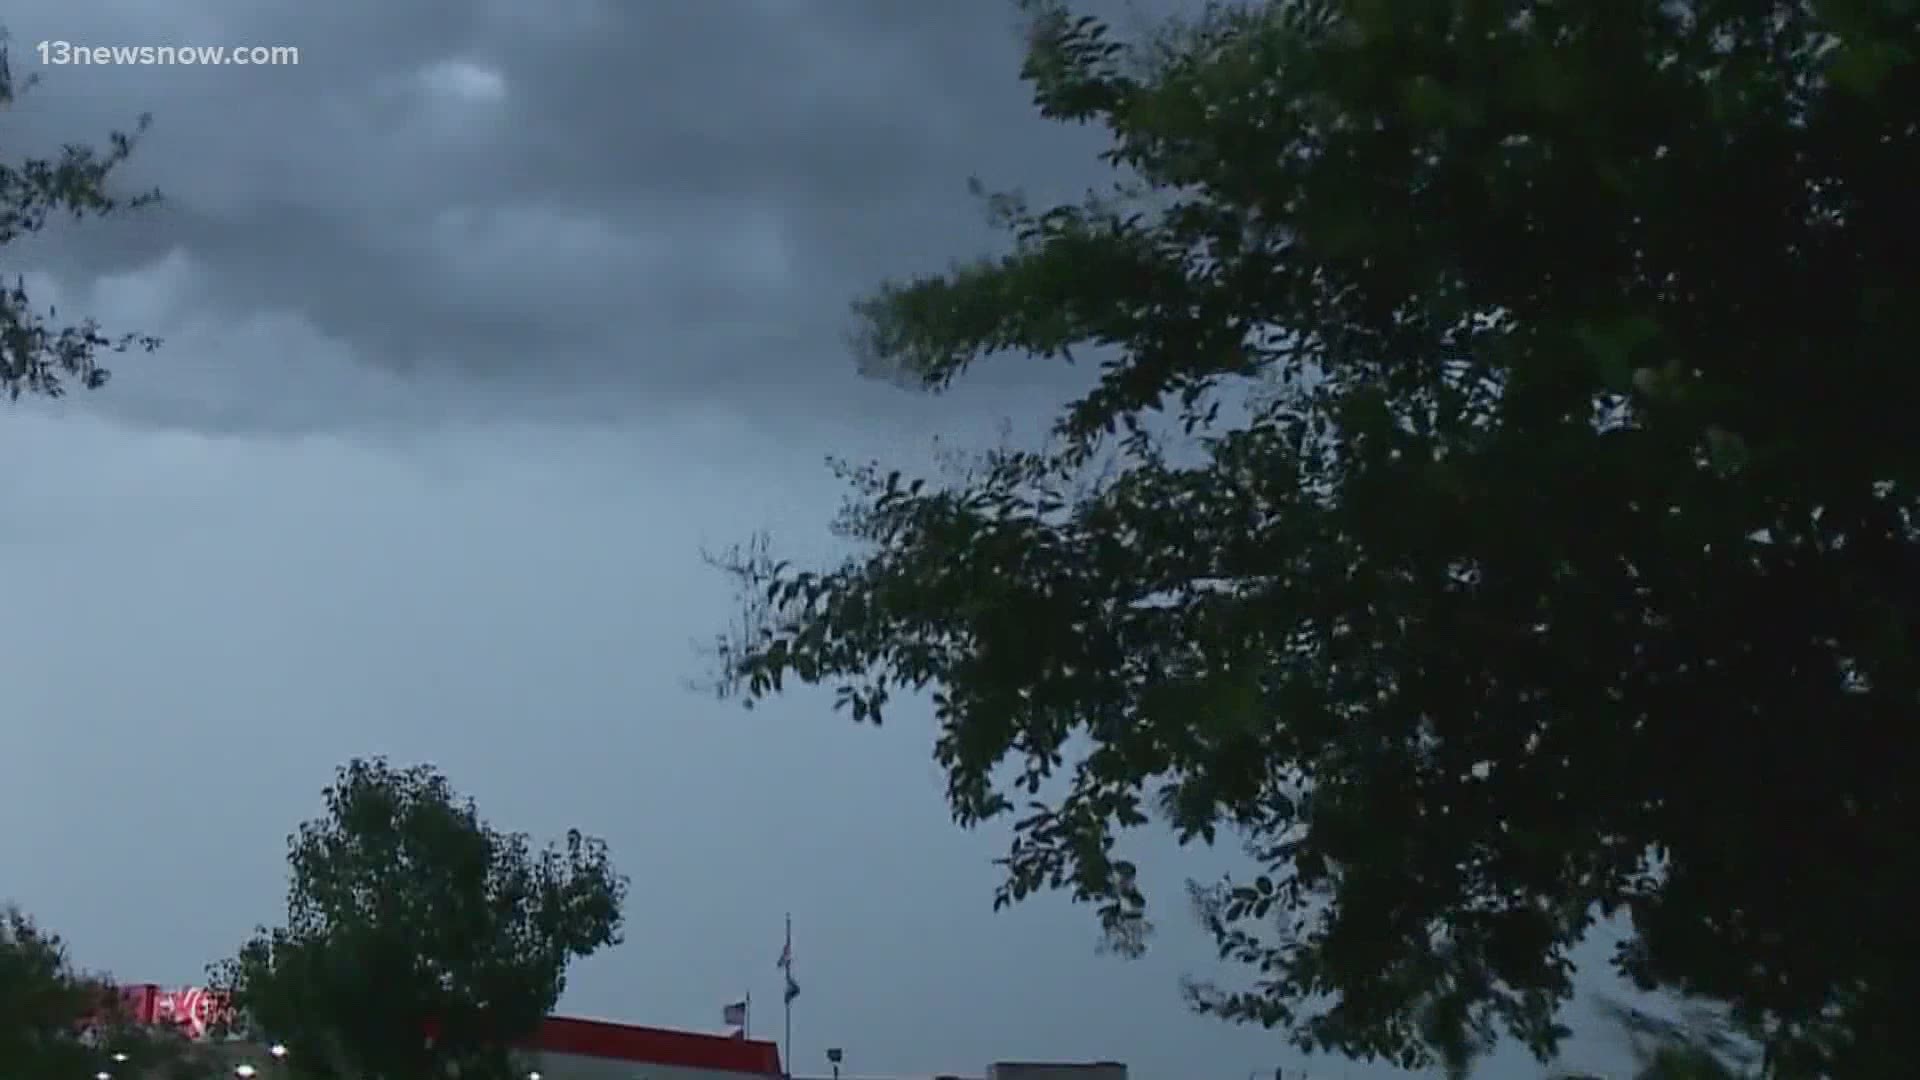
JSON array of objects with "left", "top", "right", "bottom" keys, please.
[
  {"left": 715, "top": 0, "right": 1920, "bottom": 1072},
  {"left": 1, "top": 907, "right": 210, "bottom": 1080},
  {"left": 1, "top": 39, "right": 162, "bottom": 400},
  {"left": 210, "top": 758, "right": 629, "bottom": 1080}
]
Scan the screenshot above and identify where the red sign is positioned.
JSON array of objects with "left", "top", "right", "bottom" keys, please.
[{"left": 119, "top": 985, "right": 234, "bottom": 1040}]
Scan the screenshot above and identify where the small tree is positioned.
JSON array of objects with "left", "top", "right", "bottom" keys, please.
[
  {"left": 1, "top": 37, "right": 162, "bottom": 399},
  {"left": 211, "top": 758, "right": 629, "bottom": 1080},
  {"left": 1, "top": 906, "right": 208, "bottom": 1080}
]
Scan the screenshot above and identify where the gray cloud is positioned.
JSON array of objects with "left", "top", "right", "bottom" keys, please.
[{"left": 7, "top": 0, "right": 1130, "bottom": 432}]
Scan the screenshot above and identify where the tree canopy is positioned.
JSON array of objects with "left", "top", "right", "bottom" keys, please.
[
  {"left": 210, "top": 758, "right": 629, "bottom": 1080},
  {"left": 1, "top": 906, "right": 208, "bottom": 1080},
  {"left": 1, "top": 39, "right": 161, "bottom": 400},
  {"left": 715, "top": 0, "right": 1920, "bottom": 1073}
]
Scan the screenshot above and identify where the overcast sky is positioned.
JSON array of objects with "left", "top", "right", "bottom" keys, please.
[{"left": 4, "top": 3, "right": 1649, "bottom": 1078}]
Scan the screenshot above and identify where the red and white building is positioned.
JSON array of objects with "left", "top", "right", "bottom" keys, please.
[{"left": 116, "top": 985, "right": 783, "bottom": 1080}]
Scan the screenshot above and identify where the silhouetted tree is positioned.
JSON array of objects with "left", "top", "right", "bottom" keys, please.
[
  {"left": 713, "top": 0, "right": 1919, "bottom": 1072},
  {"left": 211, "top": 759, "right": 628, "bottom": 1080},
  {"left": 1, "top": 37, "right": 161, "bottom": 399}
]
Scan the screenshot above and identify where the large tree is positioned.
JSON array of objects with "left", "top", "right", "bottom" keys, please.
[
  {"left": 211, "top": 759, "right": 629, "bottom": 1080},
  {"left": 1, "top": 906, "right": 208, "bottom": 1080},
  {"left": 1, "top": 39, "right": 161, "bottom": 400},
  {"left": 715, "top": 0, "right": 1919, "bottom": 1073}
]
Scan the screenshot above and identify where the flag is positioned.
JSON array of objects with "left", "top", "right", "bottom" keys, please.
[
  {"left": 778, "top": 915, "right": 799, "bottom": 1003},
  {"left": 722, "top": 1000, "right": 747, "bottom": 1027}
]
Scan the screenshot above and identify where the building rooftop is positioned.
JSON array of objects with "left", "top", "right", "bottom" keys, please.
[{"left": 116, "top": 983, "right": 784, "bottom": 1076}]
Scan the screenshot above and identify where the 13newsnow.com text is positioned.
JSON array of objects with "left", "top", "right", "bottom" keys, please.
[{"left": 36, "top": 42, "right": 300, "bottom": 66}]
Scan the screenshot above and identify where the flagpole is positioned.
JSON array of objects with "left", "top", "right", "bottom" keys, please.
[{"left": 783, "top": 912, "right": 793, "bottom": 1078}]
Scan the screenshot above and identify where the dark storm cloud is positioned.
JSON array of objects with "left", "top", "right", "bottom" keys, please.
[{"left": 5, "top": 0, "right": 1156, "bottom": 431}]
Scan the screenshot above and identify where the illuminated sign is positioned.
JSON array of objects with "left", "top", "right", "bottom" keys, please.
[{"left": 118, "top": 984, "right": 236, "bottom": 1040}]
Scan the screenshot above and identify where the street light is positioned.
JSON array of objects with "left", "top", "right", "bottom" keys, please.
[
  {"left": 269, "top": 1045, "right": 288, "bottom": 1059},
  {"left": 235, "top": 1064, "right": 258, "bottom": 1078}
]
